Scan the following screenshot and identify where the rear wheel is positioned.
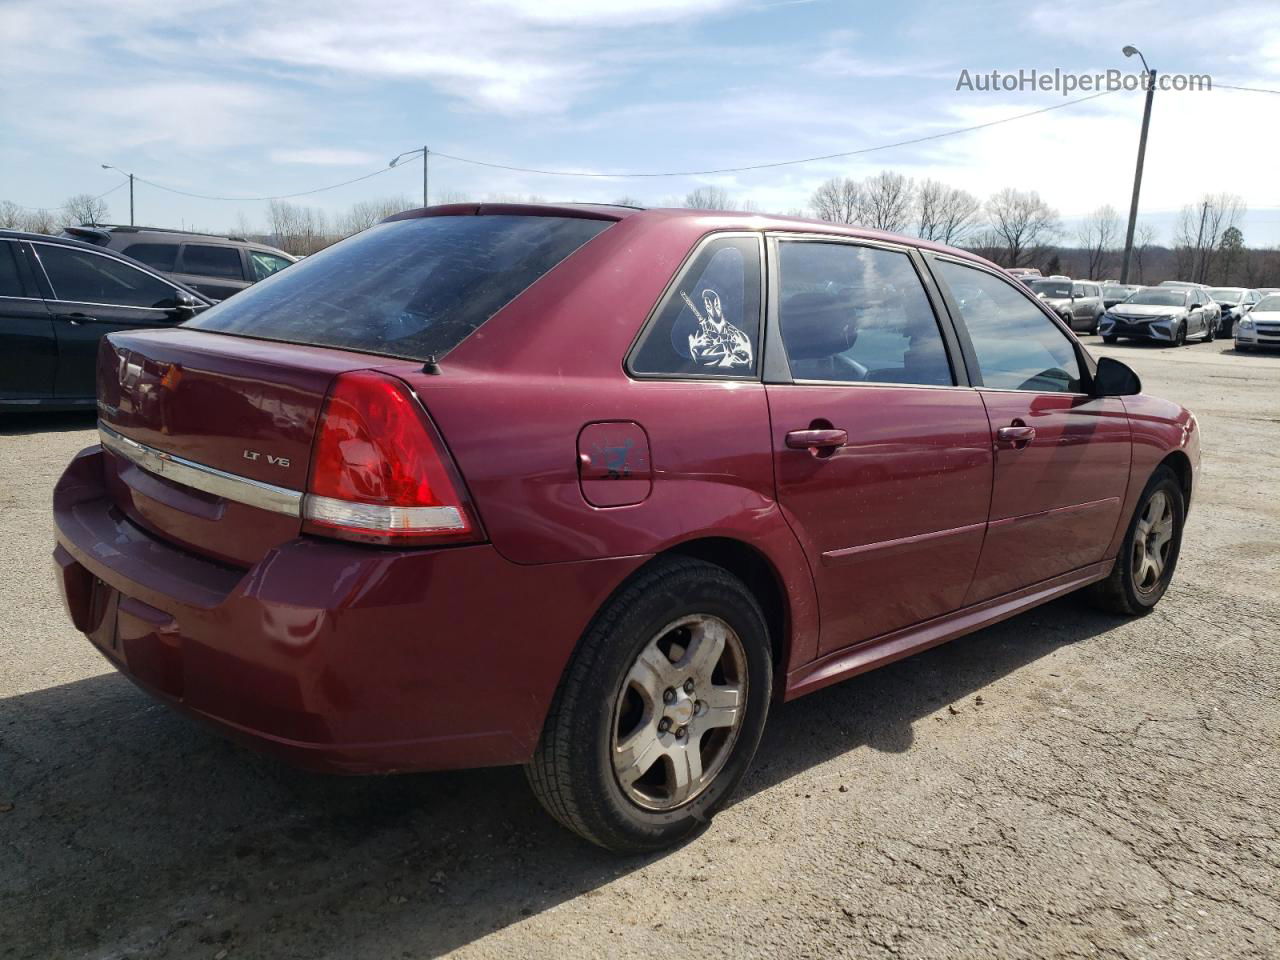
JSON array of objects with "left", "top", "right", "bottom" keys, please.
[
  {"left": 1087, "top": 465, "right": 1185, "bottom": 615},
  {"left": 526, "top": 557, "right": 773, "bottom": 853}
]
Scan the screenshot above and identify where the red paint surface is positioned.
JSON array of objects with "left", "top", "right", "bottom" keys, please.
[{"left": 53, "top": 206, "right": 1200, "bottom": 773}]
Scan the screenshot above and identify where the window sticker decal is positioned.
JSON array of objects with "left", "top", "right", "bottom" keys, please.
[{"left": 681, "top": 288, "right": 753, "bottom": 368}]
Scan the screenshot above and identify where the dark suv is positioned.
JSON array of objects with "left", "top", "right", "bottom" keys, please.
[{"left": 60, "top": 225, "right": 295, "bottom": 301}]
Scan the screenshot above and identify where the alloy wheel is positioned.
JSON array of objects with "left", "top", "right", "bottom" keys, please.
[
  {"left": 611, "top": 614, "right": 748, "bottom": 811},
  {"left": 1131, "top": 491, "right": 1174, "bottom": 595}
]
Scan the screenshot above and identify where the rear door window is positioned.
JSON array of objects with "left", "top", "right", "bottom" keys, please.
[
  {"left": 122, "top": 243, "right": 179, "bottom": 272},
  {"left": 181, "top": 244, "right": 245, "bottom": 279},
  {"left": 34, "top": 244, "right": 180, "bottom": 308},
  {"left": 188, "top": 215, "right": 612, "bottom": 360},
  {"left": 629, "top": 235, "right": 762, "bottom": 378},
  {"left": 0, "top": 241, "right": 26, "bottom": 297},
  {"left": 775, "top": 240, "right": 953, "bottom": 385}
]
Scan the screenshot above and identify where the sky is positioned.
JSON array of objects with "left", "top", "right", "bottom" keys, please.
[{"left": 1, "top": 0, "right": 1278, "bottom": 245}]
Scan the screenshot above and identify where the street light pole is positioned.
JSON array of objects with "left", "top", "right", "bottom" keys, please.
[
  {"left": 1119, "top": 46, "right": 1155, "bottom": 285},
  {"left": 389, "top": 147, "right": 430, "bottom": 208}
]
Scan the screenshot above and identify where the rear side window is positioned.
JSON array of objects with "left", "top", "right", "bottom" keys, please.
[
  {"left": 188, "top": 215, "right": 612, "bottom": 360},
  {"left": 0, "top": 242, "right": 25, "bottom": 297},
  {"left": 35, "top": 245, "right": 180, "bottom": 308},
  {"left": 629, "top": 236, "right": 762, "bottom": 378},
  {"left": 934, "top": 259, "right": 1084, "bottom": 394},
  {"left": 123, "top": 243, "right": 179, "bottom": 272},
  {"left": 776, "top": 241, "right": 952, "bottom": 386},
  {"left": 181, "top": 244, "right": 244, "bottom": 279}
]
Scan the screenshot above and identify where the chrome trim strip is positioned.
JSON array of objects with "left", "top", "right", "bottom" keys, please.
[{"left": 99, "top": 423, "right": 302, "bottom": 517}]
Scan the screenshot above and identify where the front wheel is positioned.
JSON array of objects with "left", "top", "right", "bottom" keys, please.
[
  {"left": 1103, "top": 335, "right": 1119, "bottom": 344},
  {"left": 1087, "top": 465, "right": 1185, "bottom": 615},
  {"left": 1171, "top": 323, "right": 1187, "bottom": 347},
  {"left": 1205, "top": 320, "right": 1216, "bottom": 342},
  {"left": 526, "top": 557, "right": 773, "bottom": 853}
]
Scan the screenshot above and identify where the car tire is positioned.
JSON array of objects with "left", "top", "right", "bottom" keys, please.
[
  {"left": 1172, "top": 323, "right": 1187, "bottom": 347},
  {"left": 1086, "top": 465, "right": 1185, "bottom": 616},
  {"left": 1091, "top": 313, "right": 1102, "bottom": 335},
  {"left": 1236, "top": 343, "right": 1251, "bottom": 352},
  {"left": 1103, "top": 335, "right": 1119, "bottom": 344},
  {"left": 526, "top": 556, "right": 773, "bottom": 853},
  {"left": 1205, "top": 321, "right": 1216, "bottom": 342}
]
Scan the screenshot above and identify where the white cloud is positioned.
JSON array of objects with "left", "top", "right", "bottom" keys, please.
[{"left": 268, "top": 148, "right": 382, "bottom": 167}]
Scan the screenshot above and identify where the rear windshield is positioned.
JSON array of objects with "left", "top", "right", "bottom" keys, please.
[{"left": 185, "top": 215, "right": 612, "bottom": 360}]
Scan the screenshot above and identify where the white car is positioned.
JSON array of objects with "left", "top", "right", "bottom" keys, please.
[{"left": 1235, "top": 293, "right": 1280, "bottom": 351}]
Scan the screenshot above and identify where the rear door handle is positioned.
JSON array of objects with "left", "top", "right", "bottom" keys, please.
[
  {"left": 997, "top": 425, "right": 1036, "bottom": 445},
  {"left": 785, "top": 428, "right": 848, "bottom": 450}
]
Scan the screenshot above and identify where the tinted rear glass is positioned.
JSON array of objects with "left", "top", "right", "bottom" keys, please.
[
  {"left": 182, "top": 244, "right": 244, "bottom": 279},
  {"left": 187, "top": 215, "right": 612, "bottom": 360},
  {"left": 123, "top": 242, "right": 179, "bottom": 272}
]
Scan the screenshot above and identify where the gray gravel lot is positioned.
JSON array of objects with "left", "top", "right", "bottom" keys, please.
[{"left": 1, "top": 338, "right": 1277, "bottom": 960}]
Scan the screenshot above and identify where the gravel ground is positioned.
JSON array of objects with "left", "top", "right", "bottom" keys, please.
[{"left": 1, "top": 338, "right": 1277, "bottom": 960}]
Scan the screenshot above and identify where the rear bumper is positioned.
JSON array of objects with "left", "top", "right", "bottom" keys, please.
[{"left": 53, "top": 446, "right": 645, "bottom": 773}]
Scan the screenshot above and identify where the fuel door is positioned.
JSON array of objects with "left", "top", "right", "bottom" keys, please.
[{"left": 577, "top": 421, "right": 652, "bottom": 507}]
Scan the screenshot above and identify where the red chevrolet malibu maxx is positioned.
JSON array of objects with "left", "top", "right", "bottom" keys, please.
[{"left": 53, "top": 204, "right": 1198, "bottom": 852}]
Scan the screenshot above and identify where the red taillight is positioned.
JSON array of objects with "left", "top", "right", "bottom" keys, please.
[{"left": 303, "top": 370, "right": 479, "bottom": 546}]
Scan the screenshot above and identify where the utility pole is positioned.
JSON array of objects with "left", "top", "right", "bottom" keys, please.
[
  {"left": 1119, "top": 46, "right": 1155, "bottom": 285},
  {"left": 101, "top": 163, "right": 136, "bottom": 225}
]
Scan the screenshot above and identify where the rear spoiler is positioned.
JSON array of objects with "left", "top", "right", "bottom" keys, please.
[{"left": 62, "top": 226, "right": 111, "bottom": 246}]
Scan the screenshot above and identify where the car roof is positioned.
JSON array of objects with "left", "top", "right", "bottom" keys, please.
[
  {"left": 62, "top": 224, "right": 295, "bottom": 259},
  {"left": 380, "top": 202, "right": 1008, "bottom": 270},
  {"left": 0, "top": 229, "right": 214, "bottom": 302}
]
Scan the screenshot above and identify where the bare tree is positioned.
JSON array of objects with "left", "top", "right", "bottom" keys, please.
[
  {"left": 810, "top": 177, "right": 862, "bottom": 224},
  {"left": 915, "top": 179, "right": 980, "bottom": 245},
  {"left": 0, "top": 200, "right": 22, "bottom": 229},
  {"left": 335, "top": 195, "right": 414, "bottom": 237},
  {"left": 682, "top": 186, "right": 734, "bottom": 211},
  {"left": 60, "top": 193, "right": 110, "bottom": 227},
  {"left": 613, "top": 195, "right": 644, "bottom": 207},
  {"left": 984, "top": 188, "right": 1059, "bottom": 268},
  {"left": 1173, "top": 193, "right": 1246, "bottom": 283},
  {"left": 859, "top": 171, "right": 913, "bottom": 233},
  {"left": 1132, "top": 223, "right": 1155, "bottom": 284},
  {"left": 266, "top": 200, "right": 332, "bottom": 256},
  {"left": 1077, "top": 204, "right": 1121, "bottom": 280}
]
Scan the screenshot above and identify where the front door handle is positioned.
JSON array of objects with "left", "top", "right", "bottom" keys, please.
[
  {"left": 997, "top": 424, "right": 1036, "bottom": 446},
  {"left": 785, "top": 428, "right": 847, "bottom": 451},
  {"left": 54, "top": 313, "right": 98, "bottom": 326}
]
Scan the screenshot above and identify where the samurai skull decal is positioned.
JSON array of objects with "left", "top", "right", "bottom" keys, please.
[{"left": 681, "top": 288, "right": 753, "bottom": 369}]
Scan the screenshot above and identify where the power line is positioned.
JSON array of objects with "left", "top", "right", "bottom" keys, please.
[
  {"left": 3, "top": 180, "right": 125, "bottom": 213},
  {"left": 103, "top": 87, "right": 1121, "bottom": 203},
  {"left": 431, "top": 89, "right": 1122, "bottom": 178},
  {"left": 132, "top": 164, "right": 401, "bottom": 202},
  {"left": 1212, "top": 82, "right": 1280, "bottom": 96}
]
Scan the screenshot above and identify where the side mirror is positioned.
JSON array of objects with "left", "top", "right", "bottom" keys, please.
[
  {"left": 168, "top": 290, "right": 200, "bottom": 319},
  {"left": 1094, "top": 356, "right": 1141, "bottom": 397}
]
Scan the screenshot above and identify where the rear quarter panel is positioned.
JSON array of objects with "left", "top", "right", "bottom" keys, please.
[{"left": 397, "top": 213, "right": 821, "bottom": 665}]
